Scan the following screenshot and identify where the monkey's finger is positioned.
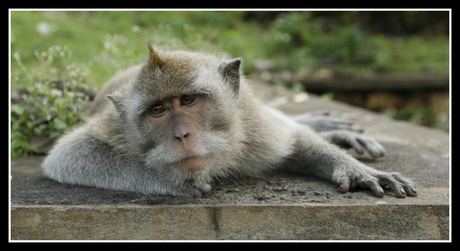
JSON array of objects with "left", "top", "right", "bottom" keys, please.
[
  {"left": 375, "top": 143, "right": 386, "bottom": 157},
  {"left": 356, "top": 137, "right": 386, "bottom": 158},
  {"left": 379, "top": 176, "right": 407, "bottom": 198},
  {"left": 346, "top": 137, "right": 365, "bottom": 155},
  {"left": 359, "top": 180, "right": 385, "bottom": 197},
  {"left": 355, "top": 137, "right": 377, "bottom": 157},
  {"left": 392, "top": 174, "right": 417, "bottom": 197},
  {"left": 390, "top": 183, "right": 407, "bottom": 198},
  {"left": 338, "top": 178, "right": 352, "bottom": 193},
  {"left": 402, "top": 184, "right": 418, "bottom": 197},
  {"left": 368, "top": 139, "right": 386, "bottom": 157}
]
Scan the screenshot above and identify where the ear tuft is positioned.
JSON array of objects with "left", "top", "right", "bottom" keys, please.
[
  {"left": 107, "top": 94, "right": 124, "bottom": 114},
  {"left": 148, "top": 44, "right": 165, "bottom": 68},
  {"left": 218, "top": 58, "right": 241, "bottom": 96}
]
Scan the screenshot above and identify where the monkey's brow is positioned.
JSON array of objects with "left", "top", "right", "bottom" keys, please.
[{"left": 137, "top": 88, "right": 211, "bottom": 115}]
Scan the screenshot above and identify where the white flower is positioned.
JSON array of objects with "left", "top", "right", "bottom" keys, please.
[{"left": 36, "top": 22, "right": 55, "bottom": 37}]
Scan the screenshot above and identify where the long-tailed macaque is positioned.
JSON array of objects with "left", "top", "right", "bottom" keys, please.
[{"left": 41, "top": 45, "right": 417, "bottom": 198}]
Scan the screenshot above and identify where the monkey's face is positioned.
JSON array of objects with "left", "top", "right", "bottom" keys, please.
[
  {"left": 143, "top": 91, "right": 214, "bottom": 173},
  {"left": 135, "top": 77, "right": 238, "bottom": 183}
]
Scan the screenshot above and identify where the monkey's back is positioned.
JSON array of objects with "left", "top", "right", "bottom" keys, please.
[{"left": 88, "top": 64, "right": 143, "bottom": 115}]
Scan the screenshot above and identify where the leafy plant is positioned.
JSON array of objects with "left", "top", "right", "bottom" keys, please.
[{"left": 11, "top": 45, "right": 91, "bottom": 156}]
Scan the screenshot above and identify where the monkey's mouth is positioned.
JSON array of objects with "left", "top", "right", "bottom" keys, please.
[
  {"left": 176, "top": 154, "right": 212, "bottom": 172},
  {"left": 179, "top": 154, "right": 211, "bottom": 162}
]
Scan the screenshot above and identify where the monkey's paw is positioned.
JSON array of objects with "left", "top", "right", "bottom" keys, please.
[
  {"left": 337, "top": 170, "right": 417, "bottom": 198},
  {"left": 184, "top": 183, "right": 212, "bottom": 197},
  {"left": 320, "top": 130, "right": 386, "bottom": 158}
]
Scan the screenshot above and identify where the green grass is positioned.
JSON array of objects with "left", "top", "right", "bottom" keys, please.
[
  {"left": 11, "top": 11, "right": 449, "bottom": 88},
  {"left": 10, "top": 11, "right": 265, "bottom": 87}
]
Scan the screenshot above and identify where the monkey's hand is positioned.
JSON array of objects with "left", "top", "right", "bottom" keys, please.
[
  {"left": 336, "top": 167, "right": 418, "bottom": 198},
  {"left": 294, "top": 110, "right": 364, "bottom": 133},
  {"left": 318, "top": 130, "right": 386, "bottom": 158},
  {"left": 290, "top": 128, "right": 416, "bottom": 198},
  {"left": 189, "top": 183, "right": 212, "bottom": 197}
]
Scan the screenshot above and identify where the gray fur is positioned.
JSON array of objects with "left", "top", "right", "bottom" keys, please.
[{"left": 41, "top": 47, "right": 417, "bottom": 198}]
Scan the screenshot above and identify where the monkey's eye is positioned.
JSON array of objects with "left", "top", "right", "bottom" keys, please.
[
  {"left": 181, "top": 95, "right": 197, "bottom": 106},
  {"left": 151, "top": 105, "right": 166, "bottom": 115}
]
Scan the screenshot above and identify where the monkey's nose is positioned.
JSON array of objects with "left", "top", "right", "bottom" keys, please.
[{"left": 174, "top": 132, "right": 190, "bottom": 141}]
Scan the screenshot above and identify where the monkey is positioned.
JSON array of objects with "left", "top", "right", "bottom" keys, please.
[{"left": 41, "top": 45, "right": 417, "bottom": 198}]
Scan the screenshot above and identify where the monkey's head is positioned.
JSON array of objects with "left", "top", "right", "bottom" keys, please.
[{"left": 106, "top": 45, "right": 246, "bottom": 187}]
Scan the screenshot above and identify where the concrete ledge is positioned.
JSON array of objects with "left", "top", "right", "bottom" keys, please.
[
  {"left": 11, "top": 204, "right": 448, "bottom": 240},
  {"left": 10, "top": 94, "right": 450, "bottom": 241}
]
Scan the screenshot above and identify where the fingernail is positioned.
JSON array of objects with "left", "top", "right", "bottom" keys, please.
[{"left": 338, "top": 185, "right": 347, "bottom": 193}]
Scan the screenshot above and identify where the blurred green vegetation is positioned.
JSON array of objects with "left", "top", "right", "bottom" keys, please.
[
  {"left": 11, "top": 11, "right": 449, "bottom": 88},
  {"left": 10, "top": 10, "right": 450, "bottom": 155},
  {"left": 11, "top": 11, "right": 262, "bottom": 87}
]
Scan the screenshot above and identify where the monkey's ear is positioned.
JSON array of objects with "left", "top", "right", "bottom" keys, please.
[
  {"left": 218, "top": 58, "right": 241, "bottom": 96},
  {"left": 148, "top": 44, "right": 165, "bottom": 68},
  {"left": 107, "top": 94, "right": 124, "bottom": 114}
]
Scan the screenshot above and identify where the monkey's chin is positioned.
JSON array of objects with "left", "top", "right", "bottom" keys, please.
[{"left": 176, "top": 154, "right": 212, "bottom": 172}]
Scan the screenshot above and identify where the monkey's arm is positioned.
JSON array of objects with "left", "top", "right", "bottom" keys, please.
[
  {"left": 41, "top": 126, "right": 207, "bottom": 196},
  {"left": 266, "top": 106, "right": 385, "bottom": 158},
  {"left": 284, "top": 125, "right": 417, "bottom": 198}
]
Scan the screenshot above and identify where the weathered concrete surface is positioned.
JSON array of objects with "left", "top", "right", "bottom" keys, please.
[{"left": 10, "top": 91, "right": 450, "bottom": 241}]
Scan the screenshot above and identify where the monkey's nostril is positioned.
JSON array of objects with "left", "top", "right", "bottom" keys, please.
[{"left": 174, "top": 132, "right": 190, "bottom": 140}]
